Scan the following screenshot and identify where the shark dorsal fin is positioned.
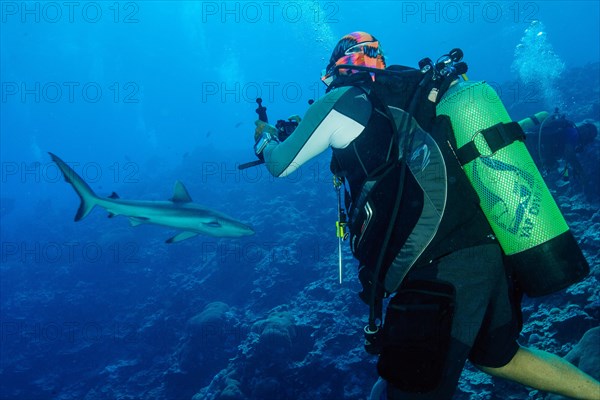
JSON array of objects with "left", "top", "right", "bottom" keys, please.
[
  {"left": 171, "top": 181, "right": 193, "bottom": 203},
  {"left": 108, "top": 192, "right": 120, "bottom": 199}
]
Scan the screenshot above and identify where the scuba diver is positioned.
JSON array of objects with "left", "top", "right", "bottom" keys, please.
[
  {"left": 252, "top": 32, "right": 600, "bottom": 399},
  {"left": 522, "top": 108, "right": 598, "bottom": 197}
]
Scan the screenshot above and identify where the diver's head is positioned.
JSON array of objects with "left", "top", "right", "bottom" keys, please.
[
  {"left": 321, "top": 31, "right": 386, "bottom": 86},
  {"left": 577, "top": 122, "right": 598, "bottom": 145}
]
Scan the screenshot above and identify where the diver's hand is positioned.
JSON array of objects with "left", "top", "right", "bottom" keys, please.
[
  {"left": 254, "top": 120, "right": 278, "bottom": 142},
  {"left": 254, "top": 120, "right": 279, "bottom": 162}
]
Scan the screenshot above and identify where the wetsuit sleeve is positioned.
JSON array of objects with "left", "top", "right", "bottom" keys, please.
[{"left": 263, "top": 85, "right": 372, "bottom": 177}]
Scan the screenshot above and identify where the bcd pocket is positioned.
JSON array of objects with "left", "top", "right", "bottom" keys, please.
[
  {"left": 348, "top": 161, "right": 423, "bottom": 283},
  {"left": 377, "top": 279, "right": 455, "bottom": 392}
]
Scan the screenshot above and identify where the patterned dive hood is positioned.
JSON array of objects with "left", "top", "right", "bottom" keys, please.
[{"left": 321, "top": 31, "right": 386, "bottom": 86}]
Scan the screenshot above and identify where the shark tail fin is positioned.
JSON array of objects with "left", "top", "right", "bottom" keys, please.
[{"left": 49, "top": 152, "right": 99, "bottom": 221}]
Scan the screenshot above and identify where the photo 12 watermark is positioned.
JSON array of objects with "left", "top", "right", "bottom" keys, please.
[
  {"left": 197, "top": 240, "right": 336, "bottom": 266},
  {"left": 200, "top": 1, "right": 339, "bottom": 24},
  {"left": 200, "top": 80, "right": 325, "bottom": 105},
  {"left": 1, "top": 241, "right": 141, "bottom": 265},
  {"left": 1, "top": 1, "right": 140, "bottom": 24},
  {"left": 1, "top": 320, "right": 139, "bottom": 345},
  {"left": 1, "top": 159, "right": 141, "bottom": 184},
  {"left": 437, "top": 80, "right": 543, "bottom": 108},
  {"left": 1, "top": 81, "right": 141, "bottom": 104},
  {"left": 399, "top": 1, "right": 539, "bottom": 24}
]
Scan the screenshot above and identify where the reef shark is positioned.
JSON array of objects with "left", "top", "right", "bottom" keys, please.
[{"left": 49, "top": 152, "right": 254, "bottom": 242}]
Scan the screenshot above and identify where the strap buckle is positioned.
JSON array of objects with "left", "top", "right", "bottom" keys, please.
[{"left": 456, "top": 122, "right": 525, "bottom": 166}]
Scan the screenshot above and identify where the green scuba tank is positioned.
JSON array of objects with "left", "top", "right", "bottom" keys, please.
[
  {"left": 518, "top": 111, "right": 549, "bottom": 133},
  {"left": 436, "top": 81, "right": 589, "bottom": 297}
]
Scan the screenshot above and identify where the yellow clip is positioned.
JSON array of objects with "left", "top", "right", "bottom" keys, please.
[
  {"left": 336, "top": 221, "right": 347, "bottom": 238},
  {"left": 333, "top": 175, "right": 342, "bottom": 189}
]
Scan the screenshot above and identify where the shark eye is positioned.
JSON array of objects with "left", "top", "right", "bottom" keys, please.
[{"left": 204, "top": 221, "right": 221, "bottom": 228}]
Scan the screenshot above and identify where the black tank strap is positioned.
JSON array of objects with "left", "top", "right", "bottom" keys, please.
[{"left": 455, "top": 122, "right": 525, "bottom": 166}]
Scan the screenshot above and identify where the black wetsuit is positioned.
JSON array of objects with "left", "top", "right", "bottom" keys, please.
[
  {"left": 263, "top": 81, "right": 522, "bottom": 399},
  {"left": 527, "top": 117, "right": 581, "bottom": 176}
]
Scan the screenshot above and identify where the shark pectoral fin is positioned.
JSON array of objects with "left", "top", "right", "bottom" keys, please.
[
  {"left": 108, "top": 212, "right": 116, "bottom": 218},
  {"left": 166, "top": 231, "right": 199, "bottom": 243},
  {"left": 108, "top": 192, "right": 120, "bottom": 199},
  {"left": 129, "top": 217, "right": 149, "bottom": 227},
  {"left": 171, "top": 181, "right": 193, "bottom": 203}
]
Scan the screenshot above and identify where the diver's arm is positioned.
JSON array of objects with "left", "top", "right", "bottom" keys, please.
[
  {"left": 477, "top": 346, "right": 600, "bottom": 400},
  {"left": 263, "top": 86, "right": 372, "bottom": 177}
]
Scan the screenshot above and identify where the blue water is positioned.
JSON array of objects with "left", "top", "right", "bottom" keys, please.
[{"left": 1, "top": 2, "right": 599, "bottom": 399}]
